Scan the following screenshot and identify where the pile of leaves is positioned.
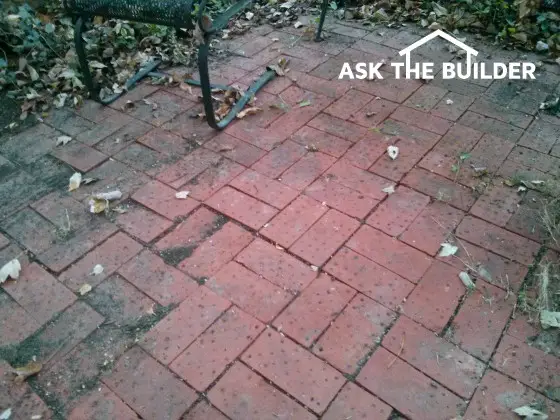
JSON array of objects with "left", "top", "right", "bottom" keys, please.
[{"left": 339, "top": 0, "right": 560, "bottom": 56}]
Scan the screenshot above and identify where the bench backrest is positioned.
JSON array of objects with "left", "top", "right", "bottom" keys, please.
[{"left": 63, "top": 0, "right": 197, "bottom": 29}]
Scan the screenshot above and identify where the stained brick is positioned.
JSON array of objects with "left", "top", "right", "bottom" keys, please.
[
  {"left": 170, "top": 307, "right": 262, "bottom": 391},
  {"left": 259, "top": 195, "right": 327, "bottom": 248},
  {"left": 378, "top": 119, "right": 441, "bottom": 146},
  {"left": 225, "top": 119, "right": 289, "bottom": 151},
  {"left": 470, "top": 184, "right": 521, "bottom": 227},
  {"left": 68, "top": 384, "right": 139, "bottom": 420},
  {"left": 229, "top": 169, "right": 299, "bottom": 209},
  {"left": 348, "top": 98, "right": 399, "bottom": 128},
  {"left": 74, "top": 100, "right": 118, "bottom": 123},
  {"left": 324, "top": 89, "right": 374, "bottom": 120},
  {"left": 1, "top": 207, "right": 58, "bottom": 254},
  {"left": 0, "top": 124, "right": 62, "bottom": 165},
  {"left": 448, "top": 280, "right": 514, "bottom": 361},
  {"left": 3, "top": 262, "right": 76, "bottom": 323},
  {"left": 125, "top": 90, "right": 196, "bottom": 127},
  {"left": 290, "top": 209, "right": 360, "bottom": 266},
  {"left": 251, "top": 140, "right": 306, "bottom": 178},
  {"left": 469, "top": 98, "right": 533, "bottom": 129},
  {"left": 290, "top": 126, "right": 352, "bottom": 158},
  {"left": 314, "top": 294, "right": 394, "bottom": 373},
  {"left": 400, "top": 201, "right": 465, "bottom": 255},
  {"left": 140, "top": 287, "right": 230, "bottom": 364},
  {"left": 241, "top": 330, "right": 345, "bottom": 413},
  {"left": 204, "top": 132, "right": 266, "bottom": 166},
  {"left": 75, "top": 112, "right": 134, "bottom": 146},
  {"left": 383, "top": 316, "right": 485, "bottom": 398},
  {"left": 307, "top": 113, "right": 368, "bottom": 142},
  {"left": 113, "top": 142, "right": 180, "bottom": 176},
  {"left": 367, "top": 186, "right": 430, "bottom": 236},
  {"left": 0, "top": 232, "right": 9, "bottom": 250},
  {"left": 352, "top": 71, "right": 421, "bottom": 104},
  {"left": 404, "top": 84, "right": 448, "bottom": 112},
  {"left": 508, "top": 145, "right": 560, "bottom": 174},
  {"left": 132, "top": 179, "right": 199, "bottom": 220},
  {"left": 305, "top": 176, "right": 379, "bottom": 219},
  {"left": 456, "top": 215, "right": 540, "bottom": 265},
  {"left": 208, "top": 362, "right": 316, "bottom": 420},
  {"left": 322, "top": 382, "right": 391, "bottom": 420},
  {"left": 273, "top": 274, "right": 355, "bottom": 346},
  {"left": 119, "top": 250, "right": 198, "bottom": 306},
  {"left": 95, "top": 119, "right": 153, "bottom": 156},
  {"left": 0, "top": 293, "right": 40, "bottom": 346},
  {"left": 328, "top": 159, "right": 393, "bottom": 200},
  {"left": 178, "top": 222, "right": 253, "bottom": 279},
  {"left": 359, "top": 347, "right": 466, "bottom": 420},
  {"left": 288, "top": 70, "right": 351, "bottom": 99},
  {"left": 60, "top": 232, "right": 143, "bottom": 292},
  {"left": 391, "top": 106, "right": 453, "bottom": 135},
  {"left": 205, "top": 186, "right": 277, "bottom": 230},
  {"left": 50, "top": 142, "right": 108, "bottom": 172},
  {"left": 155, "top": 207, "right": 223, "bottom": 261},
  {"left": 491, "top": 334, "right": 560, "bottom": 395},
  {"left": 402, "top": 167, "right": 477, "bottom": 211},
  {"left": 465, "top": 369, "right": 560, "bottom": 420},
  {"left": 279, "top": 152, "right": 336, "bottom": 191},
  {"left": 183, "top": 158, "right": 245, "bottom": 201},
  {"left": 183, "top": 400, "right": 229, "bottom": 420},
  {"left": 116, "top": 205, "right": 173, "bottom": 243},
  {"left": 342, "top": 132, "right": 391, "bottom": 169},
  {"left": 162, "top": 106, "right": 218, "bottom": 144},
  {"left": 458, "top": 111, "right": 523, "bottom": 142},
  {"left": 430, "top": 91, "right": 474, "bottom": 121},
  {"left": 156, "top": 148, "right": 222, "bottom": 189},
  {"left": 236, "top": 238, "right": 316, "bottom": 291},
  {"left": 206, "top": 261, "right": 292, "bottom": 323},
  {"left": 347, "top": 225, "right": 433, "bottom": 283},
  {"left": 402, "top": 260, "right": 464, "bottom": 332},
  {"left": 104, "top": 346, "right": 197, "bottom": 420},
  {"left": 369, "top": 138, "right": 428, "bottom": 182}
]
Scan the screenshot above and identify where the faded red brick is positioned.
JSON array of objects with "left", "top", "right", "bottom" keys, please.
[
  {"left": 206, "top": 261, "right": 292, "bottom": 323},
  {"left": 307, "top": 113, "right": 368, "bottom": 142},
  {"left": 343, "top": 132, "right": 390, "bottom": 169},
  {"left": 322, "top": 382, "right": 391, "bottom": 420},
  {"left": 229, "top": 169, "right": 299, "bottom": 209},
  {"left": 279, "top": 152, "right": 337, "bottom": 191},
  {"left": 402, "top": 260, "right": 464, "bottom": 332},
  {"left": 170, "top": 307, "right": 263, "bottom": 391},
  {"left": 290, "top": 209, "right": 360, "bottom": 266},
  {"left": 325, "top": 246, "right": 414, "bottom": 309},
  {"left": 458, "top": 111, "right": 523, "bottom": 143},
  {"left": 369, "top": 138, "right": 429, "bottom": 182},
  {"left": 0, "top": 293, "right": 40, "bottom": 346},
  {"left": 367, "top": 186, "right": 430, "bottom": 236},
  {"left": 324, "top": 89, "right": 374, "bottom": 120},
  {"left": 68, "top": 384, "right": 139, "bottom": 420},
  {"left": 178, "top": 222, "right": 253, "bottom": 279},
  {"left": 448, "top": 280, "right": 514, "bottom": 361},
  {"left": 183, "top": 400, "right": 229, "bottom": 420},
  {"left": 314, "top": 294, "right": 394, "bottom": 373},
  {"left": 132, "top": 179, "right": 200, "bottom": 220},
  {"left": 404, "top": 84, "right": 448, "bottom": 112},
  {"left": 205, "top": 186, "right": 277, "bottom": 230},
  {"left": 251, "top": 140, "right": 306, "bottom": 178},
  {"left": 383, "top": 316, "right": 485, "bottom": 398},
  {"left": 208, "top": 362, "right": 316, "bottom": 419},
  {"left": 3, "top": 262, "right": 76, "bottom": 323},
  {"left": 204, "top": 132, "right": 266, "bottom": 166},
  {"left": 400, "top": 201, "right": 465, "bottom": 255},
  {"left": 290, "top": 126, "right": 352, "bottom": 158},
  {"left": 259, "top": 195, "right": 327, "bottom": 248},
  {"left": 60, "top": 232, "right": 143, "bottom": 292},
  {"left": 156, "top": 148, "right": 222, "bottom": 189},
  {"left": 391, "top": 106, "right": 453, "bottom": 135},
  {"left": 309, "top": 177, "right": 379, "bottom": 220},
  {"left": 347, "top": 225, "right": 433, "bottom": 283},
  {"left": 327, "top": 159, "right": 393, "bottom": 200},
  {"left": 241, "top": 330, "right": 345, "bottom": 414},
  {"left": 104, "top": 346, "right": 197, "bottom": 419},
  {"left": 470, "top": 183, "right": 521, "bottom": 227},
  {"left": 116, "top": 205, "right": 173, "bottom": 243},
  {"left": 456, "top": 215, "right": 540, "bottom": 265},
  {"left": 348, "top": 98, "right": 399, "bottom": 128},
  {"left": 237, "top": 239, "right": 315, "bottom": 292},
  {"left": 50, "top": 142, "right": 108, "bottom": 172},
  {"left": 273, "top": 274, "right": 355, "bottom": 346},
  {"left": 140, "top": 287, "right": 230, "bottom": 364},
  {"left": 357, "top": 347, "right": 466, "bottom": 420},
  {"left": 183, "top": 158, "right": 245, "bottom": 201}
]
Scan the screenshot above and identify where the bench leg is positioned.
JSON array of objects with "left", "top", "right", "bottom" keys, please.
[
  {"left": 196, "top": 40, "right": 276, "bottom": 130},
  {"left": 315, "top": 0, "right": 330, "bottom": 41},
  {"left": 74, "top": 16, "right": 162, "bottom": 105}
]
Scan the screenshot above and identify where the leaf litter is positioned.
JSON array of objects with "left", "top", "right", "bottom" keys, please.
[{"left": 0, "top": 259, "right": 21, "bottom": 283}]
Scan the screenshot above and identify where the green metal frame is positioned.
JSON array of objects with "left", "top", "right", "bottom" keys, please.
[{"left": 70, "top": 0, "right": 276, "bottom": 129}]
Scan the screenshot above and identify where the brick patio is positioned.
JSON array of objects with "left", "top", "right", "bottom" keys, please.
[{"left": 1, "top": 17, "right": 560, "bottom": 420}]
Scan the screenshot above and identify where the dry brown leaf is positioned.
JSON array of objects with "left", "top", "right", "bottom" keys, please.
[
  {"left": 236, "top": 107, "right": 262, "bottom": 119},
  {"left": 78, "top": 283, "right": 92, "bottom": 295},
  {"left": 11, "top": 361, "right": 42, "bottom": 383}
]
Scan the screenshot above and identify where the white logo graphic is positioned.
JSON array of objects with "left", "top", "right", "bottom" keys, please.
[{"left": 339, "top": 29, "right": 536, "bottom": 81}]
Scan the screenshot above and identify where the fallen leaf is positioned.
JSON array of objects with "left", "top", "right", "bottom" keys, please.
[
  {"left": 512, "top": 405, "right": 548, "bottom": 419},
  {"left": 0, "top": 408, "right": 11, "bottom": 420},
  {"left": 175, "top": 191, "right": 190, "bottom": 199},
  {"left": 382, "top": 185, "right": 395, "bottom": 194},
  {"left": 0, "top": 259, "right": 21, "bottom": 283},
  {"left": 68, "top": 172, "right": 82, "bottom": 191},
  {"left": 298, "top": 99, "right": 311, "bottom": 107},
  {"left": 82, "top": 177, "right": 98, "bottom": 185},
  {"left": 88, "top": 198, "right": 108, "bottom": 214},
  {"left": 79, "top": 283, "right": 92, "bottom": 295},
  {"left": 146, "top": 304, "right": 156, "bottom": 315},
  {"left": 12, "top": 361, "right": 42, "bottom": 383},
  {"left": 236, "top": 107, "right": 262, "bottom": 119},
  {"left": 446, "top": 99, "right": 454, "bottom": 105},
  {"left": 56, "top": 135, "right": 72, "bottom": 146},
  {"left": 310, "top": 265, "right": 319, "bottom": 272},
  {"left": 540, "top": 310, "right": 560, "bottom": 329},
  {"left": 459, "top": 271, "right": 475, "bottom": 290},
  {"left": 91, "top": 264, "right": 104, "bottom": 275},
  {"left": 387, "top": 145, "right": 399, "bottom": 160},
  {"left": 439, "top": 243, "right": 458, "bottom": 257}
]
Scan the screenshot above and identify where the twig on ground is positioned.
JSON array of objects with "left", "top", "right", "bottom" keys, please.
[{"left": 387, "top": 333, "right": 405, "bottom": 369}]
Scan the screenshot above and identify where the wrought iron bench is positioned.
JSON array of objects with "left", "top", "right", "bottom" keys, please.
[{"left": 63, "top": 0, "right": 277, "bottom": 129}]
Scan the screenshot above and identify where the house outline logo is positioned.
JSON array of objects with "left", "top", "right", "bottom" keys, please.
[{"left": 398, "top": 29, "right": 479, "bottom": 70}]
